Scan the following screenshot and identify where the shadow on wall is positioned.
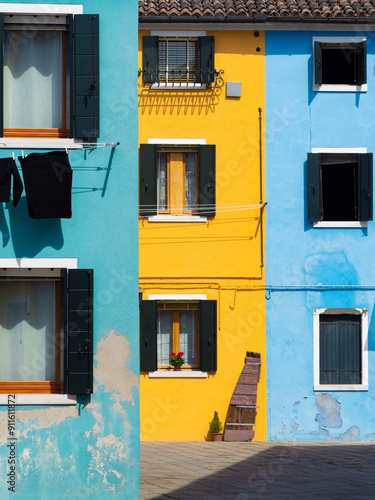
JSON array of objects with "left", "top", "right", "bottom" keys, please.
[
  {"left": 0, "top": 200, "right": 63, "bottom": 256},
  {"left": 138, "top": 87, "right": 223, "bottom": 116}
]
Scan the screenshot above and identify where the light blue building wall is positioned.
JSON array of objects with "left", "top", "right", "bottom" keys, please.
[
  {"left": 266, "top": 29, "right": 375, "bottom": 441},
  {"left": 0, "top": 1, "right": 139, "bottom": 498}
]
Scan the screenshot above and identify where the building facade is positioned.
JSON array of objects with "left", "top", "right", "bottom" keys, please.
[{"left": 0, "top": 1, "right": 139, "bottom": 498}]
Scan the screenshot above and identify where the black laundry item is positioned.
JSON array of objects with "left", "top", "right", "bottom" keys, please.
[
  {"left": 20, "top": 151, "right": 73, "bottom": 219},
  {"left": 0, "top": 157, "right": 23, "bottom": 207}
]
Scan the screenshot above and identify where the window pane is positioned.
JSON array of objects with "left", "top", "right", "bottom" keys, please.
[
  {"left": 188, "top": 40, "right": 198, "bottom": 82},
  {"left": 157, "top": 153, "right": 168, "bottom": 211},
  {"left": 158, "top": 40, "right": 166, "bottom": 82},
  {"left": 185, "top": 153, "right": 197, "bottom": 210},
  {"left": 4, "top": 30, "right": 63, "bottom": 128},
  {"left": 0, "top": 281, "right": 56, "bottom": 381},
  {"left": 179, "top": 311, "right": 196, "bottom": 365},
  {"left": 157, "top": 310, "right": 173, "bottom": 365}
]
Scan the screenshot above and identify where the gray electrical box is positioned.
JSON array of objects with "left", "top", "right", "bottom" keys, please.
[{"left": 226, "top": 82, "right": 241, "bottom": 98}]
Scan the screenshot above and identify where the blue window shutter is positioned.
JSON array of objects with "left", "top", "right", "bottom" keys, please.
[
  {"left": 319, "top": 317, "right": 339, "bottom": 385},
  {"left": 307, "top": 153, "right": 321, "bottom": 221},
  {"left": 358, "top": 153, "right": 373, "bottom": 221},
  {"left": 198, "top": 36, "right": 214, "bottom": 84},
  {"left": 356, "top": 41, "right": 366, "bottom": 85},
  {"left": 63, "top": 269, "right": 94, "bottom": 395},
  {"left": 72, "top": 14, "right": 99, "bottom": 139},
  {"left": 199, "top": 300, "right": 217, "bottom": 372},
  {"left": 198, "top": 145, "right": 216, "bottom": 216},
  {"left": 143, "top": 36, "right": 158, "bottom": 84},
  {"left": 314, "top": 41, "right": 322, "bottom": 86},
  {"left": 140, "top": 301, "right": 157, "bottom": 372},
  {"left": 140, "top": 144, "right": 157, "bottom": 216}
]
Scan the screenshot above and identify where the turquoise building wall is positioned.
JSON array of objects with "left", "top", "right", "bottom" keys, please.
[
  {"left": 0, "top": 1, "right": 139, "bottom": 498},
  {"left": 266, "top": 29, "right": 375, "bottom": 441}
]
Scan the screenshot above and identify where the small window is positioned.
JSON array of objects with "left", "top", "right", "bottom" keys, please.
[
  {"left": 307, "top": 152, "right": 373, "bottom": 224},
  {"left": 139, "top": 143, "right": 216, "bottom": 217},
  {"left": 143, "top": 35, "right": 215, "bottom": 86},
  {"left": 314, "top": 309, "right": 368, "bottom": 391},
  {"left": 314, "top": 38, "right": 366, "bottom": 91}
]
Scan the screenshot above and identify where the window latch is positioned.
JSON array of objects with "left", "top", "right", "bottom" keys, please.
[
  {"left": 78, "top": 338, "right": 91, "bottom": 357},
  {"left": 84, "top": 82, "right": 97, "bottom": 107}
]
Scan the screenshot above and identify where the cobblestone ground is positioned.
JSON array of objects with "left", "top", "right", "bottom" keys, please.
[{"left": 140, "top": 441, "right": 375, "bottom": 499}]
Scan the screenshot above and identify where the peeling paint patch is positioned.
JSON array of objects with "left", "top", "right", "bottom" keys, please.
[
  {"left": 87, "top": 433, "right": 126, "bottom": 491},
  {"left": 315, "top": 393, "right": 343, "bottom": 429},
  {"left": 339, "top": 426, "right": 360, "bottom": 441},
  {"left": 293, "top": 401, "right": 300, "bottom": 406},
  {"left": 370, "top": 393, "right": 375, "bottom": 401},
  {"left": 365, "top": 433, "right": 375, "bottom": 440},
  {"left": 291, "top": 422, "right": 299, "bottom": 429}
]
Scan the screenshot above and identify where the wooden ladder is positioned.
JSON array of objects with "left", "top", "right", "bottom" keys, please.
[{"left": 223, "top": 351, "right": 261, "bottom": 442}]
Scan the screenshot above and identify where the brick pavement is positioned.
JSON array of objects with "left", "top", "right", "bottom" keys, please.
[{"left": 140, "top": 441, "right": 375, "bottom": 499}]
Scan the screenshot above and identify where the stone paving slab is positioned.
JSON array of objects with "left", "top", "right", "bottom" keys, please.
[{"left": 140, "top": 441, "right": 375, "bottom": 499}]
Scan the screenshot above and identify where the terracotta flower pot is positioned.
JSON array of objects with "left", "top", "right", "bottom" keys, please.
[
  {"left": 173, "top": 365, "right": 181, "bottom": 371},
  {"left": 212, "top": 433, "right": 223, "bottom": 441}
]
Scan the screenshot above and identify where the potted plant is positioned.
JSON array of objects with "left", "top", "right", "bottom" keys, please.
[
  {"left": 169, "top": 352, "right": 185, "bottom": 370},
  {"left": 209, "top": 411, "right": 223, "bottom": 441}
]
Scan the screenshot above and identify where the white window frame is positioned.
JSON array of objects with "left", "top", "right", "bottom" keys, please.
[
  {"left": 313, "top": 308, "right": 368, "bottom": 391},
  {"left": 0, "top": 257, "right": 78, "bottom": 405},
  {"left": 148, "top": 293, "right": 208, "bottom": 378},
  {"left": 147, "top": 138, "right": 208, "bottom": 222},
  {"left": 311, "top": 147, "right": 368, "bottom": 228},
  {"left": 313, "top": 36, "right": 367, "bottom": 93}
]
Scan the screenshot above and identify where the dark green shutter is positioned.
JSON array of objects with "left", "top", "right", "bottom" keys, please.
[
  {"left": 198, "top": 36, "right": 215, "bottom": 84},
  {"left": 143, "top": 36, "right": 158, "bottom": 84},
  {"left": 63, "top": 269, "right": 94, "bottom": 395},
  {"left": 140, "top": 301, "right": 157, "bottom": 372},
  {"left": 199, "top": 300, "right": 217, "bottom": 372},
  {"left": 314, "top": 41, "right": 322, "bottom": 86},
  {"left": 139, "top": 144, "right": 157, "bottom": 216},
  {"left": 358, "top": 153, "right": 373, "bottom": 221},
  {"left": 0, "top": 14, "right": 3, "bottom": 136},
  {"left": 307, "top": 153, "right": 321, "bottom": 221},
  {"left": 198, "top": 145, "right": 216, "bottom": 216},
  {"left": 71, "top": 14, "right": 99, "bottom": 139},
  {"left": 320, "top": 315, "right": 361, "bottom": 385},
  {"left": 356, "top": 41, "right": 366, "bottom": 85}
]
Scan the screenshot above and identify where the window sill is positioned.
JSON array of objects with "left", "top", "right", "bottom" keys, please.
[
  {"left": 149, "top": 371, "right": 208, "bottom": 378},
  {"left": 313, "top": 221, "right": 367, "bottom": 228},
  {"left": 314, "top": 385, "right": 368, "bottom": 391},
  {"left": 0, "top": 138, "right": 84, "bottom": 149},
  {"left": 150, "top": 83, "right": 207, "bottom": 90},
  {"left": 148, "top": 215, "right": 207, "bottom": 223},
  {"left": 0, "top": 394, "right": 77, "bottom": 405},
  {"left": 313, "top": 84, "right": 367, "bottom": 93}
]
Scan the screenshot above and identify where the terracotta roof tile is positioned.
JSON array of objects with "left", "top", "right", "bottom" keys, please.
[{"left": 139, "top": 0, "right": 375, "bottom": 18}]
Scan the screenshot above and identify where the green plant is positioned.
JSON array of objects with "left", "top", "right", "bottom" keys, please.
[
  {"left": 209, "top": 411, "right": 223, "bottom": 433},
  {"left": 169, "top": 352, "right": 185, "bottom": 367}
]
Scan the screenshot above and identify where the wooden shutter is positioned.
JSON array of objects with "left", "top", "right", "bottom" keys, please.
[
  {"left": 199, "top": 300, "right": 217, "bottom": 372},
  {"left": 139, "top": 144, "right": 157, "bottom": 216},
  {"left": 71, "top": 14, "right": 99, "bottom": 139},
  {"left": 198, "top": 36, "right": 215, "bottom": 84},
  {"left": 63, "top": 269, "right": 94, "bottom": 395},
  {"left": 143, "top": 36, "right": 158, "bottom": 84},
  {"left": 140, "top": 300, "right": 157, "bottom": 372},
  {"left": 307, "top": 153, "right": 322, "bottom": 221},
  {"left": 0, "top": 14, "right": 3, "bottom": 137},
  {"left": 358, "top": 153, "right": 373, "bottom": 221},
  {"left": 314, "top": 41, "right": 322, "bottom": 86},
  {"left": 356, "top": 41, "right": 367, "bottom": 85},
  {"left": 198, "top": 145, "right": 216, "bottom": 216}
]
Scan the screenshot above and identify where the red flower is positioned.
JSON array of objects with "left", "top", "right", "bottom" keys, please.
[
  {"left": 177, "top": 352, "right": 184, "bottom": 357},
  {"left": 169, "top": 352, "right": 176, "bottom": 356}
]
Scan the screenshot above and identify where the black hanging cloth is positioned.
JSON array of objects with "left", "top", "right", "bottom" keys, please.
[
  {"left": 20, "top": 151, "right": 72, "bottom": 219},
  {"left": 0, "top": 157, "right": 23, "bottom": 207}
]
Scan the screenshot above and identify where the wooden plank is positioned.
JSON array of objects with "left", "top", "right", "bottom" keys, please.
[
  {"left": 224, "top": 430, "right": 254, "bottom": 442},
  {"left": 230, "top": 395, "right": 257, "bottom": 406},
  {"left": 233, "top": 384, "right": 258, "bottom": 395}
]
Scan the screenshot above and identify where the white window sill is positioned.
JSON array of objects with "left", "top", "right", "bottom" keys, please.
[
  {"left": 150, "top": 83, "right": 206, "bottom": 90},
  {"left": 313, "top": 84, "right": 367, "bottom": 93},
  {"left": 314, "top": 385, "right": 368, "bottom": 391},
  {"left": 148, "top": 215, "right": 207, "bottom": 223},
  {"left": 149, "top": 371, "right": 208, "bottom": 378},
  {"left": 313, "top": 221, "right": 367, "bottom": 228},
  {"left": 0, "top": 394, "right": 77, "bottom": 405},
  {"left": 0, "top": 138, "right": 83, "bottom": 149}
]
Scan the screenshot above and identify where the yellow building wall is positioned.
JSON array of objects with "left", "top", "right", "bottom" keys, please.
[{"left": 139, "top": 29, "right": 266, "bottom": 441}]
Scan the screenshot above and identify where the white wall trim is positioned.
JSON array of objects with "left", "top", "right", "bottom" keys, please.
[
  {"left": 148, "top": 294, "right": 207, "bottom": 300},
  {"left": 151, "top": 30, "right": 206, "bottom": 37},
  {"left": 311, "top": 147, "right": 367, "bottom": 154},
  {"left": 313, "top": 308, "right": 368, "bottom": 391},
  {"left": 0, "top": 3, "right": 83, "bottom": 14},
  {"left": 0, "top": 138, "right": 83, "bottom": 150},
  {"left": 149, "top": 371, "right": 208, "bottom": 378},
  {"left": 0, "top": 394, "right": 77, "bottom": 405},
  {"left": 148, "top": 215, "right": 207, "bottom": 223},
  {"left": 148, "top": 138, "right": 206, "bottom": 145},
  {"left": 0, "top": 258, "right": 77, "bottom": 269},
  {"left": 313, "top": 36, "right": 366, "bottom": 44},
  {"left": 313, "top": 221, "right": 367, "bottom": 229}
]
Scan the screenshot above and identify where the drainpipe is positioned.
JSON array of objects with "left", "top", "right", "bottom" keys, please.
[{"left": 259, "top": 107, "right": 265, "bottom": 270}]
